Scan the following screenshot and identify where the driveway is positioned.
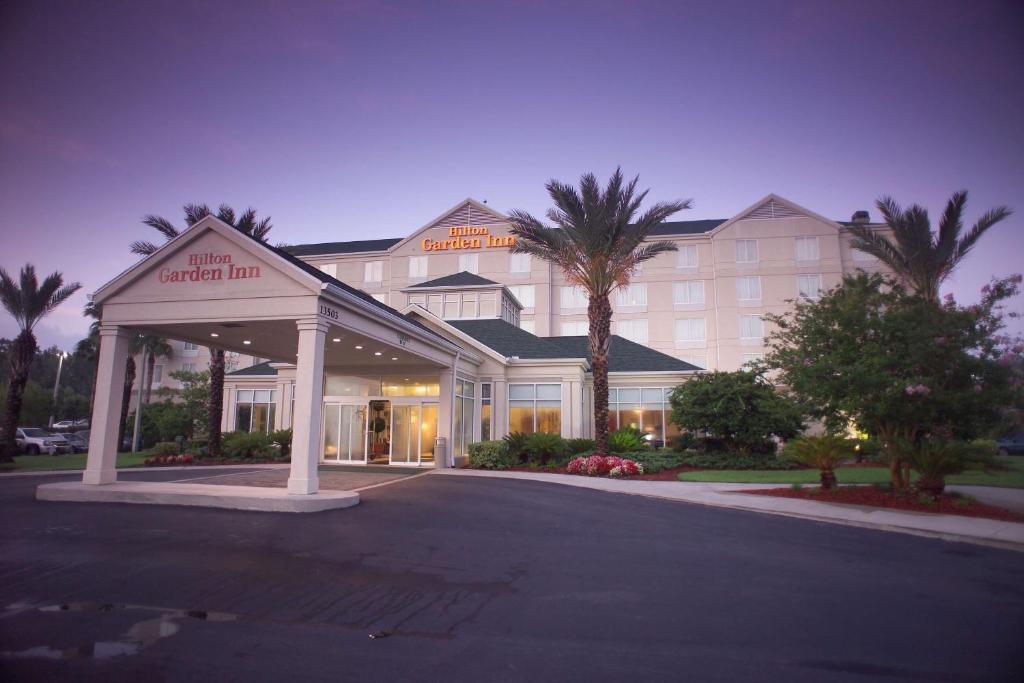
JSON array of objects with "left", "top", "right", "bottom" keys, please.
[{"left": 1, "top": 470, "right": 1022, "bottom": 681}]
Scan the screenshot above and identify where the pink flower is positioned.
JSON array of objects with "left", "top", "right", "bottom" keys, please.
[
  {"left": 974, "top": 384, "right": 983, "bottom": 392},
  {"left": 934, "top": 336, "right": 947, "bottom": 345}
]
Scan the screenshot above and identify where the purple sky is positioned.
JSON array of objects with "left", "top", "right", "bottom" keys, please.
[{"left": 1, "top": 0, "right": 1022, "bottom": 349}]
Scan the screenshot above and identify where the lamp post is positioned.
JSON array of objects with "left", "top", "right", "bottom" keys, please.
[{"left": 48, "top": 351, "right": 69, "bottom": 428}]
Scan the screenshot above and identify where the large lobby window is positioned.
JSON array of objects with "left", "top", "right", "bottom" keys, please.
[
  {"left": 480, "top": 383, "right": 492, "bottom": 441},
  {"left": 607, "top": 387, "right": 676, "bottom": 444},
  {"left": 453, "top": 379, "right": 475, "bottom": 457},
  {"left": 235, "top": 389, "right": 276, "bottom": 434},
  {"left": 509, "top": 383, "right": 561, "bottom": 434}
]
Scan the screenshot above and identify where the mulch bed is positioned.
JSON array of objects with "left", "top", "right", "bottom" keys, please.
[{"left": 743, "top": 486, "right": 1024, "bottom": 523}]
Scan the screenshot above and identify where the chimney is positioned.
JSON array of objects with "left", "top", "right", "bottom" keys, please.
[{"left": 851, "top": 210, "right": 870, "bottom": 224}]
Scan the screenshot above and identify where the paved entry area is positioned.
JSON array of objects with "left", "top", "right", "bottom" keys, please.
[{"left": 182, "top": 464, "right": 426, "bottom": 491}]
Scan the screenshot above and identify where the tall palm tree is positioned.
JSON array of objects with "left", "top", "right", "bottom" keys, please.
[
  {"left": 131, "top": 203, "right": 273, "bottom": 457},
  {"left": 847, "top": 191, "right": 1012, "bottom": 301},
  {"left": 140, "top": 335, "right": 173, "bottom": 405},
  {"left": 117, "top": 335, "right": 142, "bottom": 453},
  {"left": 0, "top": 265, "right": 81, "bottom": 460},
  {"left": 75, "top": 303, "right": 101, "bottom": 409},
  {"left": 507, "top": 169, "right": 689, "bottom": 454}
]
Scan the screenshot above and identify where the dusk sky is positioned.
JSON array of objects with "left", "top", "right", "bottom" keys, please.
[{"left": 1, "top": 0, "right": 1021, "bottom": 349}]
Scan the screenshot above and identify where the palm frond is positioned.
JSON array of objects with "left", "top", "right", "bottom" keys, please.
[
  {"left": 935, "top": 190, "right": 967, "bottom": 265},
  {"left": 847, "top": 224, "right": 908, "bottom": 272},
  {"left": 141, "top": 215, "right": 180, "bottom": 241},
  {"left": 216, "top": 204, "right": 237, "bottom": 227},
  {"left": 954, "top": 205, "right": 1012, "bottom": 265},
  {"left": 43, "top": 283, "right": 81, "bottom": 320},
  {"left": 130, "top": 240, "right": 159, "bottom": 256},
  {"left": 183, "top": 203, "right": 211, "bottom": 226}
]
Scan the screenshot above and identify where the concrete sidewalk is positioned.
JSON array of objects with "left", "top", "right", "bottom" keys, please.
[{"left": 437, "top": 469, "right": 1024, "bottom": 551}]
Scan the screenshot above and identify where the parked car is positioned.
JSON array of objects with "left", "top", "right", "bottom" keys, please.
[
  {"left": 15, "top": 428, "right": 71, "bottom": 455},
  {"left": 52, "top": 419, "right": 89, "bottom": 430},
  {"left": 996, "top": 433, "right": 1024, "bottom": 456},
  {"left": 64, "top": 431, "right": 89, "bottom": 453}
]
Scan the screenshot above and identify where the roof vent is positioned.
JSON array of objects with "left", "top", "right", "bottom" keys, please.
[{"left": 851, "top": 210, "right": 870, "bottom": 224}]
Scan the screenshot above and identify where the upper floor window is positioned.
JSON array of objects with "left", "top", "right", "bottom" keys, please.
[
  {"left": 677, "top": 244, "right": 699, "bottom": 269},
  {"left": 320, "top": 263, "right": 338, "bottom": 278},
  {"left": 673, "top": 280, "right": 705, "bottom": 305},
  {"left": 737, "top": 276, "right": 762, "bottom": 301},
  {"left": 795, "top": 236, "right": 820, "bottom": 261},
  {"left": 408, "top": 255, "right": 428, "bottom": 279},
  {"left": 507, "top": 285, "right": 535, "bottom": 309},
  {"left": 182, "top": 362, "right": 197, "bottom": 373},
  {"left": 519, "top": 319, "right": 536, "bottom": 334},
  {"left": 364, "top": 260, "right": 383, "bottom": 283},
  {"left": 616, "top": 319, "right": 649, "bottom": 345},
  {"left": 616, "top": 283, "right": 647, "bottom": 308},
  {"left": 509, "top": 253, "right": 531, "bottom": 273},
  {"left": 560, "top": 285, "right": 589, "bottom": 311},
  {"left": 152, "top": 364, "right": 163, "bottom": 384},
  {"left": 797, "top": 274, "right": 822, "bottom": 300},
  {"left": 674, "top": 318, "right": 706, "bottom": 342},
  {"left": 740, "top": 314, "right": 764, "bottom": 340},
  {"left": 561, "top": 320, "right": 588, "bottom": 336},
  {"left": 853, "top": 247, "right": 877, "bottom": 262},
  {"left": 458, "top": 253, "right": 479, "bottom": 274},
  {"left": 183, "top": 342, "right": 198, "bottom": 352},
  {"left": 735, "top": 239, "right": 759, "bottom": 264},
  {"left": 741, "top": 352, "right": 765, "bottom": 367}
]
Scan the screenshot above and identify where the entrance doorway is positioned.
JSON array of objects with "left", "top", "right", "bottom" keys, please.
[{"left": 322, "top": 399, "right": 437, "bottom": 466}]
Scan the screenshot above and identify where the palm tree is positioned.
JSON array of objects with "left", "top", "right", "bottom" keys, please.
[
  {"left": 0, "top": 265, "right": 81, "bottom": 460},
  {"left": 117, "top": 338, "right": 139, "bottom": 452},
  {"left": 131, "top": 203, "right": 273, "bottom": 458},
  {"left": 507, "top": 169, "right": 689, "bottom": 454},
  {"left": 140, "top": 335, "right": 173, "bottom": 405},
  {"left": 847, "top": 191, "right": 1012, "bottom": 301},
  {"left": 74, "top": 304, "right": 101, "bottom": 409}
]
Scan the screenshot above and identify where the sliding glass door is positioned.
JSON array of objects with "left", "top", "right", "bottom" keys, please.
[{"left": 322, "top": 403, "right": 368, "bottom": 463}]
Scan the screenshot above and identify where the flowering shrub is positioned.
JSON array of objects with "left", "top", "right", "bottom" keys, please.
[
  {"left": 144, "top": 454, "right": 194, "bottom": 467},
  {"left": 566, "top": 455, "right": 644, "bottom": 477}
]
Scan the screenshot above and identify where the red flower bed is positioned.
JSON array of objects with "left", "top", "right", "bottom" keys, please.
[{"left": 743, "top": 486, "right": 1024, "bottom": 523}]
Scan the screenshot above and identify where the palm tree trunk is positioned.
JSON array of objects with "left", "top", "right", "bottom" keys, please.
[
  {"left": 208, "top": 348, "right": 225, "bottom": 458},
  {"left": 1, "top": 331, "right": 38, "bottom": 461},
  {"left": 588, "top": 293, "right": 613, "bottom": 455},
  {"left": 144, "top": 351, "right": 155, "bottom": 405},
  {"left": 117, "top": 356, "right": 136, "bottom": 452}
]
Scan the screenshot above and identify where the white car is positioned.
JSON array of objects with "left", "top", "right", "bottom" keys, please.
[
  {"left": 16, "top": 428, "right": 71, "bottom": 455},
  {"left": 52, "top": 420, "right": 77, "bottom": 429}
]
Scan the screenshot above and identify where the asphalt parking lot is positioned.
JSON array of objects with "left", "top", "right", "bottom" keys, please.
[{"left": 1, "top": 469, "right": 1022, "bottom": 682}]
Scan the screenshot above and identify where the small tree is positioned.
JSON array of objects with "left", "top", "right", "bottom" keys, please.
[
  {"left": 762, "top": 272, "right": 1020, "bottom": 490},
  {"left": 668, "top": 371, "right": 804, "bottom": 453},
  {"left": 162, "top": 368, "right": 210, "bottom": 439},
  {"left": 783, "top": 435, "right": 851, "bottom": 490}
]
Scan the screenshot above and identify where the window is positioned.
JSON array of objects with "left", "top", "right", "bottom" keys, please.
[
  {"left": 458, "top": 253, "right": 479, "bottom": 274},
  {"left": 737, "top": 276, "right": 762, "bottom": 301},
  {"left": 462, "top": 292, "right": 478, "bottom": 318},
  {"left": 673, "top": 281, "right": 705, "bottom": 305},
  {"left": 234, "top": 389, "right": 276, "bottom": 434},
  {"left": 183, "top": 342, "right": 198, "bottom": 352},
  {"left": 443, "top": 293, "right": 460, "bottom": 318},
  {"left": 607, "top": 386, "right": 676, "bottom": 445},
  {"left": 795, "top": 236, "right": 819, "bottom": 261},
  {"left": 480, "top": 292, "right": 497, "bottom": 317},
  {"left": 408, "top": 255, "right": 428, "bottom": 279},
  {"left": 740, "top": 315, "right": 764, "bottom": 340},
  {"left": 427, "top": 294, "right": 442, "bottom": 317},
  {"left": 560, "top": 286, "right": 588, "bottom": 311},
  {"left": 678, "top": 353, "right": 707, "bottom": 369},
  {"left": 364, "top": 260, "right": 383, "bottom": 283},
  {"left": 509, "top": 383, "right": 561, "bottom": 435},
  {"left": 797, "top": 274, "right": 822, "bottom": 299},
  {"left": 320, "top": 263, "right": 338, "bottom": 278},
  {"left": 735, "top": 239, "right": 759, "bottom": 263},
  {"left": 561, "top": 320, "right": 589, "bottom": 336},
  {"left": 152, "top": 364, "right": 163, "bottom": 384},
  {"left": 674, "top": 318, "right": 706, "bottom": 342},
  {"left": 853, "top": 247, "right": 877, "bottom": 262},
  {"left": 677, "top": 245, "right": 699, "bottom": 269},
  {"left": 480, "top": 383, "right": 492, "bottom": 441},
  {"left": 520, "top": 320, "right": 536, "bottom": 334},
  {"left": 509, "top": 253, "right": 531, "bottom": 273},
  {"left": 617, "top": 319, "right": 649, "bottom": 345},
  {"left": 453, "top": 379, "right": 475, "bottom": 458},
  {"left": 741, "top": 352, "right": 765, "bottom": 367},
  {"left": 372, "top": 292, "right": 388, "bottom": 304},
  {"left": 507, "top": 285, "right": 535, "bottom": 308},
  {"left": 182, "top": 363, "right": 196, "bottom": 373},
  {"left": 616, "top": 283, "right": 647, "bottom": 308}
]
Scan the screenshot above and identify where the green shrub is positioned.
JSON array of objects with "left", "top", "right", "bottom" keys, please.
[
  {"left": 269, "top": 429, "right": 293, "bottom": 456},
  {"left": 677, "top": 451, "right": 797, "bottom": 470},
  {"left": 669, "top": 432, "right": 698, "bottom": 451},
  {"left": 152, "top": 441, "right": 180, "bottom": 456},
  {"left": 523, "top": 432, "right": 569, "bottom": 466},
  {"left": 503, "top": 431, "right": 530, "bottom": 464},
  {"left": 566, "top": 438, "right": 596, "bottom": 455},
  {"left": 783, "top": 435, "right": 852, "bottom": 489},
  {"left": 468, "top": 440, "right": 516, "bottom": 469},
  {"left": 609, "top": 427, "right": 647, "bottom": 453},
  {"left": 633, "top": 450, "right": 689, "bottom": 474},
  {"left": 908, "top": 438, "right": 995, "bottom": 495},
  {"left": 222, "top": 431, "right": 273, "bottom": 459}
]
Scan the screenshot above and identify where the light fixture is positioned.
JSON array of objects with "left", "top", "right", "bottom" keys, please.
[
  {"left": 355, "top": 345, "right": 363, "bottom": 350},
  {"left": 210, "top": 332, "right": 219, "bottom": 338},
  {"left": 374, "top": 351, "right": 382, "bottom": 356},
  {"left": 391, "top": 357, "right": 398, "bottom": 361},
  {"left": 332, "top": 337, "right": 341, "bottom": 343},
  {"left": 243, "top": 340, "right": 251, "bottom": 345}
]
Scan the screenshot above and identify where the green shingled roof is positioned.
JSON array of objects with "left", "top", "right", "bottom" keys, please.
[
  {"left": 447, "top": 319, "right": 698, "bottom": 372},
  {"left": 409, "top": 272, "right": 501, "bottom": 288},
  {"left": 227, "top": 361, "right": 278, "bottom": 376}
]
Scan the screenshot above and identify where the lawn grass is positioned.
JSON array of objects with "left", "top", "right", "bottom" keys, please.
[
  {"left": 0, "top": 451, "right": 152, "bottom": 472},
  {"left": 676, "top": 457, "right": 1024, "bottom": 489}
]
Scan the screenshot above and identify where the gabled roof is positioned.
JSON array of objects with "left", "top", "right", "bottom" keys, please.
[
  {"left": 228, "top": 361, "right": 278, "bottom": 376},
  {"left": 648, "top": 219, "right": 726, "bottom": 236},
  {"left": 709, "top": 193, "right": 843, "bottom": 236},
  {"left": 447, "top": 319, "right": 699, "bottom": 373},
  {"left": 390, "top": 198, "right": 509, "bottom": 252},
  {"left": 409, "top": 272, "right": 501, "bottom": 288},
  {"left": 283, "top": 238, "right": 401, "bottom": 257}
]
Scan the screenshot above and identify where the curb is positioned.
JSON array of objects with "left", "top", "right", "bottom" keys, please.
[{"left": 0, "top": 463, "right": 288, "bottom": 478}]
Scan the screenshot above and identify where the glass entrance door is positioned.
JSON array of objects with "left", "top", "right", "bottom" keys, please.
[
  {"left": 390, "top": 404, "right": 420, "bottom": 465},
  {"left": 323, "top": 404, "right": 367, "bottom": 463}
]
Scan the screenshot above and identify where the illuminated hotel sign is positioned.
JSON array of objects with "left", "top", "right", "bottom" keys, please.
[
  {"left": 421, "top": 226, "right": 515, "bottom": 252},
  {"left": 158, "top": 252, "right": 262, "bottom": 284}
]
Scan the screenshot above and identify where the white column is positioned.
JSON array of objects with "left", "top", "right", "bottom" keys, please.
[
  {"left": 83, "top": 325, "right": 131, "bottom": 485},
  {"left": 288, "top": 319, "right": 327, "bottom": 495},
  {"left": 560, "top": 379, "right": 574, "bottom": 439},
  {"left": 569, "top": 379, "right": 584, "bottom": 439},
  {"left": 436, "top": 368, "right": 454, "bottom": 468}
]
